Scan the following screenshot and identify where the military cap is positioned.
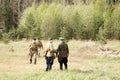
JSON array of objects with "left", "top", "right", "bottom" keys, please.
[
  {"left": 48, "top": 38, "right": 53, "bottom": 40},
  {"left": 37, "top": 38, "right": 40, "bottom": 40},
  {"left": 33, "top": 38, "right": 36, "bottom": 40},
  {"left": 59, "top": 37, "right": 64, "bottom": 40}
]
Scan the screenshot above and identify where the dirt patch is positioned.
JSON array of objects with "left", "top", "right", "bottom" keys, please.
[
  {"left": 70, "top": 45, "right": 100, "bottom": 59},
  {"left": 71, "top": 45, "right": 120, "bottom": 58}
]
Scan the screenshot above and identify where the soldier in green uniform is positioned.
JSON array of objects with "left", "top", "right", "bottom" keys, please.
[
  {"left": 29, "top": 38, "right": 38, "bottom": 64},
  {"left": 57, "top": 37, "right": 69, "bottom": 70},
  {"left": 36, "top": 38, "right": 43, "bottom": 57}
]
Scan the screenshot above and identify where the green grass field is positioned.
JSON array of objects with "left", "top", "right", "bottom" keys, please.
[{"left": 0, "top": 40, "right": 120, "bottom": 80}]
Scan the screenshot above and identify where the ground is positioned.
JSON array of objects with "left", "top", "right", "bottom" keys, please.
[{"left": 0, "top": 40, "right": 120, "bottom": 80}]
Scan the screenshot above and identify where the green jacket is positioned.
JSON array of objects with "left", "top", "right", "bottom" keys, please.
[{"left": 57, "top": 42, "right": 69, "bottom": 58}]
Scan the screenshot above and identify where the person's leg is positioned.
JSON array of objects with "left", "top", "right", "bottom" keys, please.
[
  {"left": 38, "top": 48, "right": 40, "bottom": 57},
  {"left": 50, "top": 57, "right": 54, "bottom": 70},
  {"left": 46, "top": 65, "right": 49, "bottom": 71},
  {"left": 34, "top": 52, "right": 38, "bottom": 64},
  {"left": 46, "top": 57, "right": 49, "bottom": 71},
  {"left": 34, "top": 58, "right": 37, "bottom": 64},
  {"left": 30, "top": 53, "right": 33, "bottom": 64},
  {"left": 46, "top": 57, "right": 52, "bottom": 71},
  {"left": 63, "top": 58, "right": 68, "bottom": 70},
  {"left": 38, "top": 52, "right": 40, "bottom": 57},
  {"left": 30, "top": 58, "right": 32, "bottom": 64},
  {"left": 60, "top": 62, "right": 63, "bottom": 70},
  {"left": 48, "top": 64, "right": 51, "bottom": 71},
  {"left": 59, "top": 58, "right": 63, "bottom": 70},
  {"left": 64, "top": 63, "right": 67, "bottom": 70},
  {"left": 49, "top": 64, "right": 52, "bottom": 70}
]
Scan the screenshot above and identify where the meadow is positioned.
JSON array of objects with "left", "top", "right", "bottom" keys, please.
[{"left": 0, "top": 40, "right": 120, "bottom": 80}]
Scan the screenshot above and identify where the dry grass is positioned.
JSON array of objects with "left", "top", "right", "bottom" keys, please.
[{"left": 0, "top": 40, "right": 120, "bottom": 80}]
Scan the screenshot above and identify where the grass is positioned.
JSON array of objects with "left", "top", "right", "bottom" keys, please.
[{"left": 0, "top": 40, "right": 120, "bottom": 80}]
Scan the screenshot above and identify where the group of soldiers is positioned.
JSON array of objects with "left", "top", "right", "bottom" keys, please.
[{"left": 29, "top": 37, "right": 69, "bottom": 71}]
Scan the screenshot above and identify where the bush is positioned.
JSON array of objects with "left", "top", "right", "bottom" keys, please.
[{"left": 2, "top": 33, "right": 10, "bottom": 44}]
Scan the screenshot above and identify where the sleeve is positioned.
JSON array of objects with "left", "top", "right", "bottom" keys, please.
[
  {"left": 56, "top": 44, "right": 60, "bottom": 56},
  {"left": 41, "top": 42, "right": 43, "bottom": 49},
  {"left": 29, "top": 43, "right": 32, "bottom": 48}
]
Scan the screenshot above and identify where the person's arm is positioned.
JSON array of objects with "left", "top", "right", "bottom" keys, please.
[
  {"left": 56, "top": 45, "right": 60, "bottom": 57},
  {"left": 44, "top": 49, "right": 48, "bottom": 57},
  {"left": 29, "top": 43, "right": 32, "bottom": 49},
  {"left": 41, "top": 42, "right": 43, "bottom": 49},
  {"left": 44, "top": 43, "right": 50, "bottom": 57}
]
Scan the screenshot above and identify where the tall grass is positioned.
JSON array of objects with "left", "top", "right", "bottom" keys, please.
[{"left": 0, "top": 40, "right": 120, "bottom": 80}]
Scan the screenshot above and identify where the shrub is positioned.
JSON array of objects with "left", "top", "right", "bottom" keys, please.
[{"left": 2, "top": 33, "right": 10, "bottom": 44}]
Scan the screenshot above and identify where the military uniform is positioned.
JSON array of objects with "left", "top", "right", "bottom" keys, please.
[
  {"left": 36, "top": 39, "right": 43, "bottom": 57},
  {"left": 29, "top": 39, "right": 38, "bottom": 64},
  {"left": 57, "top": 37, "right": 69, "bottom": 70}
]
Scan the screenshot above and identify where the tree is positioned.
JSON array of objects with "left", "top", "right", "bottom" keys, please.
[
  {"left": 97, "top": 27, "right": 107, "bottom": 45},
  {"left": 104, "top": 8, "right": 114, "bottom": 39},
  {"left": 112, "top": 4, "right": 120, "bottom": 39}
]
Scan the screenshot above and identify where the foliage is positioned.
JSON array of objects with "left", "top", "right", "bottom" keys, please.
[
  {"left": 112, "top": 4, "right": 120, "bottom": 39},
  {"left": 18, "top": 3, "right": 97, "bottom": 40},
  {"left": 2, "top": 33, "right": 10, "bottom": 44},
  {"left": 1, "top": 0, "right": 119, "bottom": 41},
  {"left": 97, "top": 27, "right": 107, "bottom": 44}
]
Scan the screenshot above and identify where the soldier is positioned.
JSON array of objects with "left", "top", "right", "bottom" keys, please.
[
  {"left": 45, "top": 38, "right": 55, "bottom": 71},
  {"left": 57, "top": 37, "right": 69, "bottom": 70},
  {"left": 36, "top": 38, "right": 43, "bottom": 57},
  {"left": 29, "top": 38, "right": 38, "bottom": 64}
]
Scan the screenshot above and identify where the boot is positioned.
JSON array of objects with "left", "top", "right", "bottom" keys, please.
[
  {"left": 65, "top": 63, "right": 68, "bottom": 70},
  {"left": 30, "top": 59, "right": 32, "bottom": 64}
]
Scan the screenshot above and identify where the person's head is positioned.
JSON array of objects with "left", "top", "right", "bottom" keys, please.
[
  {"left": 33, "top": 38, "right": 36, "bottom": 41},
  {"left": 37, "top": 38, "right": 40, "bottom": 40},
  {"left": 59, "top": 37, "right": 64, "bottom": 42},
  {"left": 32, "top": 38, "right": 36, "bottom": 42},
  {"left": 48, "top": 38, "right": 53, "bottom": 43}
]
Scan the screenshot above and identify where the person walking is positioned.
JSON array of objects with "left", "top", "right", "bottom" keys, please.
[
  {"left": 29, "top": 38, "right": 38, "bottom": 64},
  {"left": 57, "top": 37, "right": 69, "bottom": 70},
  {"left": 36, "top": 38, "right": 43, "bottom": 57},
  {"left": 45, "top": 38, "right": 55, "bottom": 71}
]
